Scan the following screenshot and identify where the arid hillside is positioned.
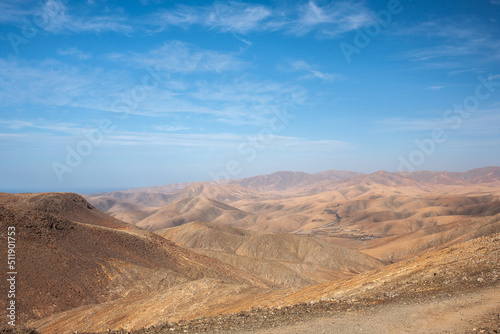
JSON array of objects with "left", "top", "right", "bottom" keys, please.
[
  {"left": 135, "top": 195, "right": 264, "bottom": 231},
  {"left": 227, "top": 170, "right": 362, "bottom": 193},
  {"left": 86, "top": 167, "right": 500, "bottom": 262},
  {"left": 0, "top": 192, "right": 132, "bottom": 230},
  {"left": 0, "top": 193, "right": 270, "bottom": 327},
  {"left": 29, "top": 231, "right": 500, "bottom": 333},
  {"left": 88, "top": 195, "right": 156, "bottom": 224},
  {"left": 3, "top": 167, "right": 500, "bottom": 333},
  {"left": 159, "top": 222, "right": 383, "bottom": 287}
]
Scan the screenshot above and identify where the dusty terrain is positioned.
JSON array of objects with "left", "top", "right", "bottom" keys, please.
[
  {"left": 87, "top": 167, "right": 500, "bottom": 262},
  {"left": 0, "top": 193, "right": 269, "bottom": 326},
  {"left": 98, "top": 287, "right": 500, "bottom": 334},
  {"left": 74, "top": 231, "right": 500, "bottom": 334},
  {"left": 27, "top": 224, "right": 500, "bottom": 333},
  {"left": 159, "top": 222, "right": 383, "bottom": 287},
  {"left": 2, "top": 167, "right": 500, "bottom": 333}
]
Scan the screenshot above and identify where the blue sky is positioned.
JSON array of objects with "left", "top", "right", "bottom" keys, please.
[{"left": 1, "top": 0, "right": 500, "bottom": 193}]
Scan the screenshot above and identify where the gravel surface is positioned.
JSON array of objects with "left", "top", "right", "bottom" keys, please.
[{"left": 94, "top": 284, "right": 499, "bottom": 334}]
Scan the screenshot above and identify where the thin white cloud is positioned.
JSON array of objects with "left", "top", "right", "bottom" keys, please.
[
  {"left": 146, "top": 1, "right": 372, "bottom": 38},
  {"left": 288, "top": 60, "right": 340, "bottom": 81},
  {"left": 288, "top": 1, "right": 373, "bottom": 37},
  {"left": 153, "top": 124, "right": 190, "bottom": 132},
  {"left": 61, "top": 130, "right": 350, "bottom": 151},
  {"left": 191, "top": 79, "right": 303, "bottom": 105},
  {"left": 0, "top": 120, "right": 33, "bottom": 130},
  {"left": 140, "top": 0, "right": 161, "bottom": 5},
  {"left": 447, "top": 68, "right": 482, "bottom": 76},
  {"left": 58, "top": 47, "right": 92, "bottom": 60},
  {"left": 426, "top": 86, "right": 444, "bottom": 91},
  {"left": 395, "top": 20, "right": 500, "bottom": 68},
  {"left": 149, "top": 6, "right": 200, "bottom": 30},
  {"left": 0, "top": 58, "right": 121, "bottom": 108},
  {"left": 41, "top": 0, "right": 132, "bottom": 34},
  {"left": 0, "top": 119, "right": 81, "bottom": 133},
  {"left": 108, "top": 41, "right": 245, "bottom": 73},
  {"left": 148, "top": 1, "right": 272, "bottom": 34},
  {"left": 380, "top": 112, "right": 500, "bottom": 134},
  {"left": 0, "top": 1, "right": 34, "bottom": 26},
  {"left": 1, "top": 0, "right": 132, "bottom": 34},
  {"left": 0, "top": 130, "right": 351, "bottom": 163},
  {"left": 379, "top": 117, "right": 447, "bottom": 132},
  {"left": 206, "top": 1, "right": 272, "bottom": 34},
  {"left": 2, "top": 1, "right": 373, "bottom": 38},
  {"left": 0, "top": 58, "right": 306, "bottom": 127},
  {"left": 102, "top": 78, "right": 306, "bottom": 127}
]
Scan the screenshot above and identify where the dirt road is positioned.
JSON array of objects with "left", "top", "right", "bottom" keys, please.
[
  {"left": 252, "top": 287, "right": 500, "bottom": 334},
  {"left": 80, "top": 284, "right": 500, "bottom": 334}
]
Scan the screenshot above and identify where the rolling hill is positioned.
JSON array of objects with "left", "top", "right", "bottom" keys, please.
[
  {"left": 29, "top": 230, "right": 500, "bottom": 333},
  {"left": 0, "top": 192, "right": 131, "bottom": 230},
  {"left": 159, "top": 222, "right": 383, "bottom": 287},
  {"left": 3, "top": 167, "right": 500, "bottom": 333},
  {"left": 135, "top": 195, "right": 265, "bottom": 231},
  {"left": 84, "top": 167, "right": 500, "bottom": 262},
  {"left": 0, "top": 193, "right": 270, "bottom": 328},
  {"left": 87, "top": 195, "right": 155, "bottom": 224},
  {"left": 229, "top": 170, "right": 364, "bottom": 193}
]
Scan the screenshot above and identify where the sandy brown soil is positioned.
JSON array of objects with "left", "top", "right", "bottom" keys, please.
[
  {"left": 0, "top": 193, "right": 269, "bottom": 327},
  {"left": 87, "top": 284, "right": 499, "bottom": 334},
  {"left": 159, "top": 222, "right": 383, "bottom": 288},
  {"left": 3, "top": 169, "right": 500, "bottom": 334},
  {"left": 69, "top": 232, "right": 500, "bottom": 334},
  {"left": 253, "top": 287, "right": 500, "bottom": 334},
  {"left": 87, "top": 168, "right": 500, "bottom": 265}
]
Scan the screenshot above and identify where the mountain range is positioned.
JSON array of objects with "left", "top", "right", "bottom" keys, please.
[
  {"left": 1, "top": 167, "right": 499, "bottom": 333},
  {"left": 85, "top": 167, "right": 500, "bottom": 261}
]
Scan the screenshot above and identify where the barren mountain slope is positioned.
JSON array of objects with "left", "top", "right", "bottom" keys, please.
[
  {"left": 85, "top": 195, "right": 156, "bottom": 224},
  {"left": 329, "top": 167, "right": 500, "bottom": 191},
  {"left": 87, "top": 182, "right": 261, "bottom": 207},
  {"left": 229, "top": 167, "right": 500, "bottom": 194},
  {"left": 159, "top": 222, "right": 383, "bottom": 287},
  {"left": 135, "top": 195, "right": 270, "bottom": 231},
  {"left": 30, "top": 232, "right": 500, "bottom": 333},
  {"left": 86, "top": 195, "right": 147, "bottom": 213},
  {"left": 86, "top": 169, "right": 500, "bottom": 262},
  {"left": 228, "top": 184, "right": 500, "bottom": 260},
  {"left": 229, "top": 171, "right": 321, "bottom": 192},
  {"left": 84, "top": 168, "right": 500, "bottom": 235},
  {"left": 398, "top": 166, "right": 500, "bottom": 186},
  {"left": 116, "top": 182, "right": 192, "bottom": 194},
  {"left": 170, "top": 182, "right": 259, "bottom": 203},
  {"left": 0, "top": 192, "right": 131, "bottom": 229},
  {"left": 85, "top": 191, "right": 174, "bottom": 207},
  {"left": 0, "top": 193, "right": 270, "bottom": 328},
  {"left": 85, "top": 183, "right": 266, "bottom": 225},
  {"left": 229, "top": 170, "right": 363, "bottom": 193}
]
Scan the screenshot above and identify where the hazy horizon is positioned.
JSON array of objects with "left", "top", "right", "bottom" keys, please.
[
  {"left": 1, "top": 0, "right": 500, "bottom": 192},
  {"left": 2, "top": 165, "right": 499, "bottom": 195}
]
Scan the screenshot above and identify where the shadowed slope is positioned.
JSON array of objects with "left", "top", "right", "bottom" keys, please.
[
  {"left": 0, "top": 192, "right": 131, "bottom": 229},
  {"left": 171, "top": 182, "right": 258, "bottom": 203},
  {"left": 86, "top": 170, "right": 500, "bottom": 263},
  {"left": 0, "top": 193, "right": 270, "bottom": 327},
  {"left": 30, "top": 232, "right": 500, "bottom": 333},
  {"left": 85, "top": 195, "right": 155, "bottom": 224},
  {"left": 86, "top": 183, "right": 263, "bottom": 226},
  {"left": 159, "top": 222, "right": 383, "bottom": 287},
  {"left": 229, "top": 170, "right": 363, "bottom": 193},
  {"left": 136, "top": 195, "right": 264, "bottom": 231}
]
